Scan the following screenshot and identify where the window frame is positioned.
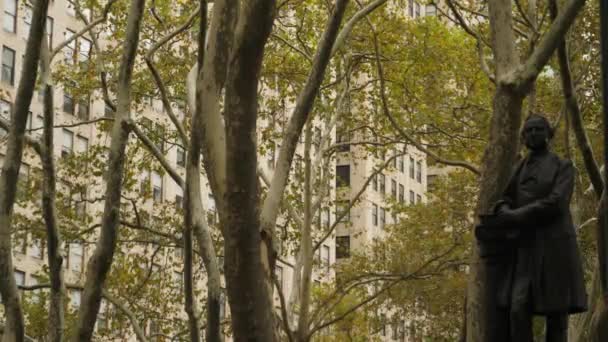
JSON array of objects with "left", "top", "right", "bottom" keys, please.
[{"left": 1, "top": 46, "right": 16, "bottom": 85}]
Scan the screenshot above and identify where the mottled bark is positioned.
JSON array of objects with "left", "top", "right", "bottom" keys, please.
[
  {"left": 296, "top": 122, "right": 314, "bottom": 342},
  {"left": 0, "top": 1, "right": 50, "bottom": 341},
  {"left": 72, "top": 0, "right": 145, "bottom": 340},
  {"left": 223, "top": 1, "right": 276, "bottom": 340}
]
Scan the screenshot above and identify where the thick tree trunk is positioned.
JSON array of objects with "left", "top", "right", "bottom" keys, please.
[
  {"left": 223, "top": 2, "right": 276, "bottom": 341},
  {"left": 72, "top": 0, "right": 145, "bottom": 340},
  {"left": 466, "top": 87, "right": 524, "bottom": 342},
  {"left": 0, "top": 1, "right": 49, "bottom": 341}
]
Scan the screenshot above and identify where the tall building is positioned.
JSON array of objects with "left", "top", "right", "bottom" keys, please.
[{"left": 0, "top": 0, "right": 430, "bottom": 340}]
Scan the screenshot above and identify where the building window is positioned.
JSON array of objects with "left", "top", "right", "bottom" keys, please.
[
  {"left": 399, "top": 184, "right": 405, "bottom": 203},
  {"left": 336, "top": 165, "right": 350, "bottom": 188},
  {"left": 399, "top": 155, "right": 404, "bottom": 173},
  {"left": 64, "top": 29, "right": 76, "bottom": 63},
  {"left": 70, "top": 289, "right": 82, "bottom": 308},
  {"left": 68, "top": 242, "right": 84, "bottom": 272},
  {"left": 30, "top": 237, "right": 44, "bottom": 259},
  {"left": 3, "top": 0, "right": 16, "bottom": 33},
  {"left": 372, "top": 172, "right": 378, "bottom": 191},
  {"left": 77, "top": 98, "right": 90, "bottom": 120},
  {"left": 2, "top": 46, "right": 15, "bottom": 85},
  {"left": 426, "top": 4, "right": 437, "bottom": 16},
  {"left": 391, "top": 179, "right": 397, "bottom": 198},
  {"left": 22, "top": 6, "right": 31, "bottom": 39},
  {"left": 322, "top": 208, "right": 330, "bottom": 229},
  {"left": 76, "top": 135, "right": 89, "bottom": 154},
  {"left": 151, "top": 171, "right": 163, "bottom": 203},
  {"left": 66, "top": 0, "right": 76, "bottom": 16},
  {"left": 408, "top": 0, "right": 414, "bottom": 17},
  {"left": 372, "top": 203, "right": 378, "bottom": 226},
  {"left": 336, "top": 125, "right": 350, "bottom": 152},
  {"left": 175, "top": 185, "right": 183, "bottom": 209},
  {"left": 176, "top": 146, "right": 186, "bottom": 167},
  {"left": 335, "top": 236, "right": 350, "bottom": 259},
  {"left": 46, "top": 16, "right": 53, "bottom": 48},
  {"left": 379, "top": 207, "right": 385, "bottom": 228},
  {"left": 416, "top": 161, "right": 422, "bottom": 182},
  {"left": 379, "top": 173, "right": 385, "bottom": 194},
  {"left": 409, "top": 157, "right": 415, "bottom": 179},
  {"left": 275, "top": 265, "right": 283, "bottom": 289},
  {"left": 417, "top": 194, "right": 422, "bottom": 204},
  {"left": 336, "top": 200, "right": 350, "bottom": 223},
  {"left": 14, "top": 270, "right": 25, "bottom": 287},
  {"left": 321, "top": 245, "right": 330, "bottom": 271},
  {"left": 415, "top": 1, "right": 421, "bottom": 17},
  {"left": 61, "top": 129, "right": 74, "bottom": 157},
  {"left": 63, "top": 89, "right": 75, "bottom": 115},
  {"left": 78, "top": 37, "right": 92, "bottom": 63},
  {"left": 410, "top": 190, "right": 415, "bottom": 204},
  {"left": 0, "top": 98, "right": 11, "bottom": 120}
]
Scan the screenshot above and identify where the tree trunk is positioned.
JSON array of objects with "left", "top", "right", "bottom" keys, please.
[
  {"left": 72, "top": 0, "right": 145, "bottom": 340},
  {"left": 0, "top": 1, "right": 50, "bottom": 341},
  {"left": 223, "top": 2, "right": 276, "bottom": 341}
]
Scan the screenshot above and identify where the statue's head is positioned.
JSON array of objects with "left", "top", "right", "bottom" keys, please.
[{"left": 521, "top": 114, "right": 553, "bottom": 152}]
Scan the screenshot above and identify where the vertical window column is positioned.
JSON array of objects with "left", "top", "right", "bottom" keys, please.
[{"left": 1, "top": 46, "right": 15, "bottom": 85}]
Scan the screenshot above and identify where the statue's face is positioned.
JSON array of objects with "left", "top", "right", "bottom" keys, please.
[{"left": 523, "top": 117, "right": 550, "bottom": 151}]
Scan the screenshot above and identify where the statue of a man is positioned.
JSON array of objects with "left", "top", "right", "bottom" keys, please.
[{"left": 477, "top": 114, "right": 587, "bottom": 342}]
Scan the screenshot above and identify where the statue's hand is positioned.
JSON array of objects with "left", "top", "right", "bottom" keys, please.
[{"left": 497, "top": 207, "right": 525, "bottom": 225}]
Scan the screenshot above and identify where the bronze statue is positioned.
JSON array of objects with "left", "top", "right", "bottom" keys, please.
[{"left": 476, "top": 114, "right": 587, "bottom": 342}]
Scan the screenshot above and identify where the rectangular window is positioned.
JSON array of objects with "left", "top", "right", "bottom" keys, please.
[
  {"left": 408, "top": 0, "right": 414, "bottom": 17},
  {"left": 335, "top": 236, "right": 350, "bottom": 259},
  {"left": 415, "top": 2, "right": 421, "bottom": 17},
  {"left": 380, "top": 207, "right": 385, "bottom": 228},
  {"left": 78, "top": 37, "right": 91, "bottom": 63},
  {"left": 336, "top": 200, "right": 350, "bottom": 223},
  {"left": 30, "top": 237, "right": 43, "bottom": 259},
  {"left": 70, "top": 289, "right": 82, "bottom": 308},
  {"left": 399, "top": 184, "right": 405, "bottom": 203},
  {"left": 2, "top": 46, "right": 15, "bottom": 85},
  {"left": 322, "top": 208, "right": 330, "bottom": 229},
  {"left": 14, "top": 270, "right": 25, "bottom": 286},
  {"left": 3, "top": 0, "right": 16, "bottom": 33},
  {"left": 0, "top": 98, "right": 11, "bottom": 120},
  {"left": 379, "top": 173, "right": 385, "bottom": 194},
  {"left": 409, "top": 157, "right": 415, "bottom": 179},
  {"left": 399, "top": 155, "right": 404, "bottom": 173},
  {"left": 61, "top": 129, "right": 74, "bottom": 157},
  {"left": 22, "top": 6, "right": 31, "bottom": 39},
  {"left": 410, "top": 190, "right": 415, "bottom": 204},
  {"left": 275, "top": 265, "right": 283, "bottom": 289},
  {"left": 152, "top": 171, "right": 163, "bottom": 203},
  {"left": 67, "top": 0, "right": 76, "bottom": 16},
  {"left": 416, "top": 160, "right": 422, "bottom": 183},
  {"left": 336, "top": 124, "right": 350, "bottom": 152},
  {"left": 175, "top": 185, "right": 183, "bottom": 209},
  {"left": 391, "top": 179, "right": 397, "bottom": 198},
  {"left": 372, "top": 203, "right": 378, "bottom": 226},
  {"left": 63, "top": 90, "right": 74, "bottom": 115},
  {"left": 76, "top": 135, "right": 88, "bottom": 154},
  {"left": 321, "top": 245, "right": 330, "bottom": 271},
  {"left": 64, "top": 30, "right": 75, "bottom": 63},
  {"left": 372, "top": 172, "right": 378, "bottom": 191},
  {"left": 336, "top": 165, "right": 350, "bottom": 188},
  {"left": 77, "top": 98, "right": 90, "bottom": 120},
  {"left": 68, "top": 242, "right": 84, "bottom": 272},
  {"left": 46, "top": 16, "right": 53, "bottom": 48},
  {"left": 176, "top": 146, "right": 186, "bottom": 167}
]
